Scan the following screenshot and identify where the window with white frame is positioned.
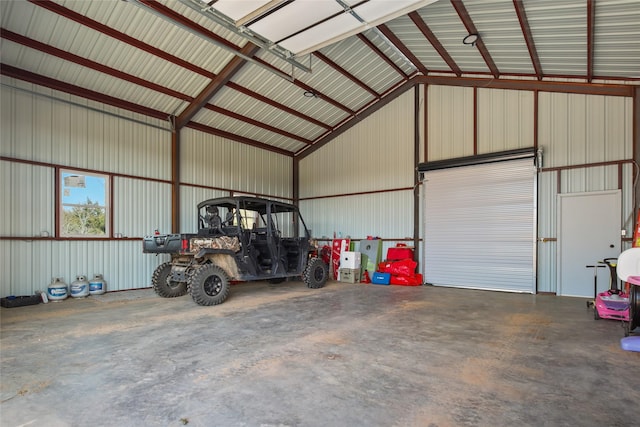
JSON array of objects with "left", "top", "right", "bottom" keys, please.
[{"left": 60, "top": 169, "right": 109, "bottom": 237}]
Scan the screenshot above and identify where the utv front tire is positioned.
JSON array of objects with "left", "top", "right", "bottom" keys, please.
[
  {"left": 190, "top": 264, "right": 230, "bottom": 306},
  {"left": 304, "top": 257, "right": 328, "bottom": 289},
  {"left": 152, "top": 262, "right": 188, "bottom": 298}
]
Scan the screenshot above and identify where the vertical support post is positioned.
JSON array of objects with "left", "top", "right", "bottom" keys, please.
[
  {"left": 293, "top": 156, "right": 300, "bottom": 237},
  {"left": 414, "top": 85, "right": 421, "bottom": 264},
  {"left": 171, "top": 126, "right": 180, "bottom": 233},
  {"left": 634, "top": 87, "right": 640, "bottom": 213}
]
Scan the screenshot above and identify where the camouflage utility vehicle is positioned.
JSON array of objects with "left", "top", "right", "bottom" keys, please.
[{"left": 143, "top": 196, "right": 329, "bottom": 305}]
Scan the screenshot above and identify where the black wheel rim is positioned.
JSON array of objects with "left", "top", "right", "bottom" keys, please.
[
  {"left": 314, "top": 265, "right": 325, "bottom": 281},
  {"left": 203, "top": 275, "right": 222, "bottom": 297},
  {"left": 166, "top": 278, "right": 181, "bottom": 290}
]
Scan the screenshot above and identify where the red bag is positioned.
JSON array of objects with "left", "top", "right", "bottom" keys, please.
[
  {"left": 390, "top": 273, "right": 423, "bottom": 286},
  {"left": 386, "top": 259, "right": 417, "bottom": 277}
]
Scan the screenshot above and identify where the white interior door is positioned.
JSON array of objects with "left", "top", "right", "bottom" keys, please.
[{"left": 558, "top": 191, "right": 621, "bottom": 297}]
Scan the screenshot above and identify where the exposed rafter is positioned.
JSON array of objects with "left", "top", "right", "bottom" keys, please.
[
  {"left": 512, "top": 0, "right": 543, "bottom": 80},
  {"left": 357, "top": 33, "right": 408, "bottom": 80},
  {"left": 176, "top": 43, "right": 260, "bottom": 129},
  {"left": 186, "top": 122, "right": 293, "bottom": 156},
  {"left": 26, "top": 0, "right": 333, "bottom": 134},
  {"left": 377, "top": 24, "right": 428, "bottom": 75},
  {"left": 408, "top": 11, "right": 461, "bottom": 77},
  {"left": 0, "top": 64, "right": 168, "bottom": 120},
  {"left": 450, "top": 0, "right": 500, "bottom": 79},
  {"left": 225, "top": 82, "right": 332, "bottom": 130},
  {"left": 313, "top": 51, "right": 380, "bottom": 98},
  {"left": 0, "top": 28, "right": 192, "bottom": 102},
  {"left": 587, "top": 0, "right": 596, "bottom": 83},
  {"left": 0, "top": 29, "right": 313, "bottom": 145},
  {"left": 204, "top": 105, "right": 313, "bottom": 145}
]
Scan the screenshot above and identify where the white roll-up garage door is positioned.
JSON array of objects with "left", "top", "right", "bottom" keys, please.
[{"left": 421, "top": 154, "right": 537, "bottom": 293}]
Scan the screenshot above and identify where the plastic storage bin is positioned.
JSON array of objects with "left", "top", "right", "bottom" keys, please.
[
  {"left": 371, "top": 272, "right": 391, "bottom": 285},
  {"left": 338, "top": 268, "right": 361, "bottom": 283}
]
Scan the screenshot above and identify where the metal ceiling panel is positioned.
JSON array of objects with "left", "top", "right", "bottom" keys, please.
[
  {"left": 57, "top": 0, "right": 242, "bottom": 76},
  {"left": 417, "top": 1, "right": 490, "bottom": 74},
  {"left": 207, "top": 86, "right": 328, "bottom": 141},
  {"left": 319, "top": 36, "right": 407, "bottom": 95},
  {"left": 251, "top": 49, "right": 376, "bottom": 113},
  {"left": 231, "top": 61, "right": 348, "bottom": 127},
  {"left": 384, "top": 14, "right": 450, "bottom": 72},
  {"left": 191, "top": 109, "right": 307, "bottom": 153},
  {"left": 593, "top": 0, "right": 640, "bottom": 79},
  {"left": 361, "top": 28, "right": 417, "bottom": 76},
  {"left": 464, "top": 0, "right": 535, "bottom": 75},
  {"left": 522, "top": 0, "right": 587, "bottom": 76},
  {"left": 1, "top": 40, "right": 185, "bottom": 115}
]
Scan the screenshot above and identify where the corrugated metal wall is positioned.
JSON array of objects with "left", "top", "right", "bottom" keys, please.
[
  {"left": 477, "top": 88, "right": 535, "bottom": 153},
  {"left": 301, "top": 84, "right": 633, "bottom": 295},
  {"left": 299, "top": 90, "right": 416, "bottom": 256},
  {"left": 427, "top": 85, "right": 474, "bottom": 161},
  {"left": 536, "top": 93, "right": 634, "bottom": 292},
  {"left": 0, "top": 78, "right": 293, "bottom": 297},
  {"left": 2, "top": 76, "right": 635, "bottom": 297}
]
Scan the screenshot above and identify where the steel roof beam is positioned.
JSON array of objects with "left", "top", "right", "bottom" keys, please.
[
  {"left": 186, "top": 122, "right": 293, "bottom": 157},
  {"left": 409, "top": 11, "right": 461, "bottom": 77},
  {"left": 512, "top": 0, "right": 543, "bottom": 80},
  {"left": 0, "top": 64, "right": 168, "bottom": 120},
  {"left": 254, "top": 57, "right": 357, "bottom": 115},
  {"left": 357, "top": 33, "right": 408, "bottom": 79},
  {"left": 205, "top": 105, "right": 313, "bottom": 145},
  {"left": 587, "top": 0, "right": 596, "bottom": 83},
  {"left": 450, "top": 0, "right": 500, "bottom": 79},
  {"left": 175, "top": 43, "right": 260, "bottom": 129},
  {"left": 224, "top": 82, "right": 331, "bottom": 130},
  {"left": 0, "top": 29, "right": 192, "bottom": 102},
  {"left": 377, "top": 24, "right": 429, "bottom": 75},
  {"left": 313, "top": 51, "right": 380, "bottom": 98},
  {"left": 1, "top": 29, "right": 312, "bottom": 144},
  {"left": 28, "top": 0, "right": 332, "bottom": 132}
]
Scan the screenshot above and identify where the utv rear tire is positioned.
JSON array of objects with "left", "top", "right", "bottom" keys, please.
[
  {"left": 190, "top": 264, "right": 230, "bottom": 306},
  {"left": 152, "top": 262, "right": 188, "bottom": 298},
  {"left": 304, "top": 257, "right": 328, "bottom": 289}
]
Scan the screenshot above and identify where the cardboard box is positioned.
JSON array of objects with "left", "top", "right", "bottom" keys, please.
[
  {"left": 338, "top": 268, "right": 361, "bottom": 283},
  {"left": 340, "top": 251, "right": 361, "bottom": 269}
]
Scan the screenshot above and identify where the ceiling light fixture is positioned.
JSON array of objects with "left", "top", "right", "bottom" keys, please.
[
  {"left": 462, "top": 33, "right": 479, "bottom": 46},
  {"left": 303, "top": 90, "right": 319, "bottom": 98}
]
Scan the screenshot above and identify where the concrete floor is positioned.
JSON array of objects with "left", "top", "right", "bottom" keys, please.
[{"left": 1, "top": 280, "right": 639, "bottom": 427}]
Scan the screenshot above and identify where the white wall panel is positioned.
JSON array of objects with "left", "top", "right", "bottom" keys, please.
[
  {"left": 477, "top": 88, "right": 534, "bottom": 153},
  {"left": 299, "top": 90, "right": 415, "bottom": 198},
  {"left": 0, "top": 160, "right": 54, "bottom": 237},
  {"left": 114, "top": 178, "right": 172, "bottom": 238},
  {"left": 427, "top": 85, "right": 474, "bottom": 161},
  {"left": 539, "top": 93, "right": 632, "bottom": 167},
  {"left": 1, "top": 240, "right": 164, "bottom": 297},
  {"left": 560, "top": 165, "right": 620, "bottom": 194},
  {"left": 300, "top": 191, "right": 414, "bottom": 241},
  {"left": 1, "top": 79, "right": 172, "bottom": 180},
  {"left": 181, "top": 128, "right": 292, "bottom": 199}
]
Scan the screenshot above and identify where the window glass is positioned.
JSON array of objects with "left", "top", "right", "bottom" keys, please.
[{"left": 60, "top": 170, "right": 109, "bottom": 237}]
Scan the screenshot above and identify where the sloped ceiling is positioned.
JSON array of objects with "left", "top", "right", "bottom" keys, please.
[{"left": 1, "top": 0, "right": 639, "bottom": 159}]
